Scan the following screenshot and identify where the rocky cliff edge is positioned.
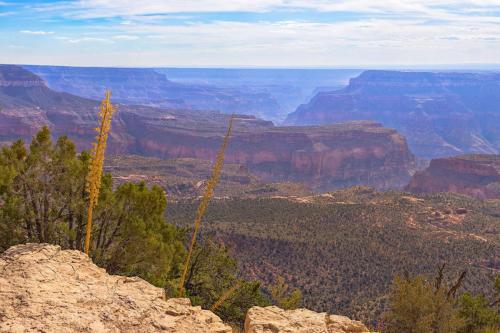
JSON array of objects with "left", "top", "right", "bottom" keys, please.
[{"left": 0, "top": 243, "right": 370, "bottom": 333}]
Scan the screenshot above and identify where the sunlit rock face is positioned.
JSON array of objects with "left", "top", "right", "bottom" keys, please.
[
  {"left": 407, "top": 154, "right": 500, "bottom": 199},
  {"left": 245, "top": 306, "right": 370, "bottom": 333},
  {"left": 111, "top": 118, "right": 416, "bottom": 190}
]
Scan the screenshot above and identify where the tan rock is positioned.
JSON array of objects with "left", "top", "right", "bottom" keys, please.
[
  {"left": 0, "top": 243, "right": 232, "bottom": 333},
  {"left": 244, "top": 306, "right": 370, "bottom": 333},
  {"left": 326, "top": 315, "right": 371, "bottom": 333}
]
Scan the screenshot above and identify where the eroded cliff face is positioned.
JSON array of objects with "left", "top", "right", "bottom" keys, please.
[
  {"left": 286, "top": 70, "right": 500, "bottom": 158},
  {"left": 406, "top": 154, "right": 500, "bottom": 199},
  {"left": 0, "top": 65, "right": 416, "bottom": 190},
  {"left": 109, "top": 115, "right": 416, "bottom": 190},
  {"left": 0, "top": 243, "right": 370, "bottom": 333}
]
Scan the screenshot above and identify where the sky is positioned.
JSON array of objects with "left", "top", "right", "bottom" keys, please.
[{"left": 1, "top": 0, "right": 500, "bottom": 68}]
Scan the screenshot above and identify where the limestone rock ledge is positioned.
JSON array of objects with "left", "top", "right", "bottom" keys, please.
[
  {"left": 245, "top": 306, "right": 371, "bottom": 333},
  {"left": 0, "top": 243, "right": 232, "bottom": 333},
  {"left": 0, "top": 243, "right": 371, "bottom": 333}
]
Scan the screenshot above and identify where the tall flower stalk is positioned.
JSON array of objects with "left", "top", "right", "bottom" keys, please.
[
  {"left": 178, "top": 114, "right": 234, "bottom": 297},
  {"left": 84, "top": 91, "right": 116, "bottom": 255},
  {"left": 210, "top": 281, "right": 241, "bottom": 311}
]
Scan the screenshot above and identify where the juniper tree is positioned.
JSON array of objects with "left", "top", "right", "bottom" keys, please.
[{"left": 0, "top": 128, "right": 185, "bottom": 286}]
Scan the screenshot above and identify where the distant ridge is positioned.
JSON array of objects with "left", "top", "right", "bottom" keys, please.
[
  {"left": 0, "top": 64, "right": 95, "bottom": 109},
  {"left": 286, "top": 70, "right": 500, "bottom": 158},
  {"left": 24, "top": 64, "right": 285, "bottom": 122}
]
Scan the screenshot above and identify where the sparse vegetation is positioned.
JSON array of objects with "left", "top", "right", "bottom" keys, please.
[
  {"left": 383, "top": 272, "right": 500, "bottom": 333},
  {"left": 269, "top": 275, "right": 302, "bottom": 310},
  {"left": 104, "top": 155, "right": 312, "bottom": 199},
  {"left": 383, "top": 270, "right": 465, "bottom": 333},
  {"left": 458, "top": 276, "right": 500, "bottom": 333}
]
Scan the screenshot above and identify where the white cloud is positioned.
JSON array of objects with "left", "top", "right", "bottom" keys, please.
[
  {"left": 35, "top": 0, "right": 500, "bottom": 19},
  {"left": 37, "top": 0, "right": 282, "bottom": 18},
  {"left": 119, "top": 18, "right": 500, "bottom": 45},
  {"left": 20, "top": 30, "right": 55, "bottom": 35},
  {"left": 67, "top": 37, "right": 112, "bottom": 43},
  {"left": 112, "top": 34, "right": 139, "bottom": 40},
  {"left": 96, "top": 18, "right": 500, "bottom": 66}
]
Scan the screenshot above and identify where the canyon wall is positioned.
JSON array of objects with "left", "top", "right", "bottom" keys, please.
[
  {"left": 407, "top": 154, "right": 500, "bottom": 199},
  {"left": 286, "top": 70, "right": 500, "bottom": 158}
]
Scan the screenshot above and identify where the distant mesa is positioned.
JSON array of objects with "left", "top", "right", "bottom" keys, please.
[
  {"left": 406, "top": 154, "right": 500, "bottom": 199},
  {"left": 286, "top": 70, "right": 500, "bottom": 158}
]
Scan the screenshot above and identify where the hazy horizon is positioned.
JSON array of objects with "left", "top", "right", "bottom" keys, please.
[{"left": 4, "top": 63, "right": 500, "bottom": 71}]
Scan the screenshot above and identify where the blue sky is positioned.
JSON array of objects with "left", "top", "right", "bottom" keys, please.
[{"left": 1, "top": 1, "right": 500, "bottom": 67}]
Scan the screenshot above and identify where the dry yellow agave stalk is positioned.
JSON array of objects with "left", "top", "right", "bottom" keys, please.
[
  {"left": 84, "top": 91, "right": 116, "bottom": 255},
  {"left": 210, "top": 281, "right": 241, "bottom": 311},
  {"left": 178, "top": 114, "right": 234, "bottom": 297}
]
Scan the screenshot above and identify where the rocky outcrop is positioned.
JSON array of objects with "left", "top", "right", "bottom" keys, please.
[
  {"left": 0, "top": 243, "right": 371, "bottom": 333},
  {"left": 406, "top": 154, "right": 500, "bottom": 199},
  {"left": 0, "top": 65, "right": 416, "bottom": 190},
  {"left": 286, "top": 70, "right": 500, "bottom": 158},
  {"left": 245, "top": 306, "right": 370, "bottom": 333},
  {"left": 0, "top": 243, "right": 232, "bottom": 333}
]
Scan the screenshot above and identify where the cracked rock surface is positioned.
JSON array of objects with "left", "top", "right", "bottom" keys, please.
[
  {"left": 244, "top": 306, "right": 371, "bottom": 333},
  {"left": 0, "top": 243, "right": 232, "bottom": 333}
]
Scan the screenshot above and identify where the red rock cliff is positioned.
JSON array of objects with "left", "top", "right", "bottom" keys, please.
[{"left": 406, "top": 154, "right": 500, "bottom": 199}]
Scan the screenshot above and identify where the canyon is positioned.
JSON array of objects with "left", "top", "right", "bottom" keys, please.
[
  {"left": 25, "top": 65, "right": 360, "bottom": 123},
  {"left": 1, "top": 65, "right": 499, "bottom": 331},
  {"left": 0, "top": 65, "right": 416, "bottom": 191},
  {"left": 286, "top": 70, "right": 500, "bottom": 158}
]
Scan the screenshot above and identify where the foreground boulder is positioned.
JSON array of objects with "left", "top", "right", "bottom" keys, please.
[
  {"left": 0, "top": 243, "right": 232, "bottom": 333},
  {"left": 245, "top": 306, "right": 370, "bottom": 333}
]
